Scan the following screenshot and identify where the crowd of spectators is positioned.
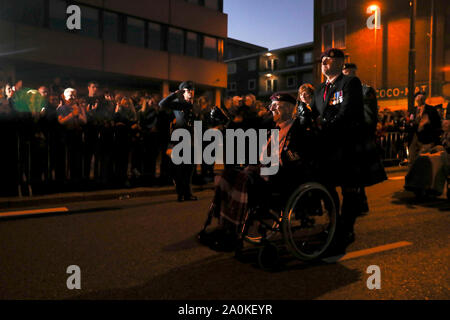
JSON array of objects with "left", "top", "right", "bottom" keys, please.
[
  {"left": 0, "top": 78, "right": 287, "bottom": 197},
  {"left": 0, "top": 77, "right": 448, "bottom": 197},
  {"left": 0, "top": 79, "right": 216, "bottom": 196}
]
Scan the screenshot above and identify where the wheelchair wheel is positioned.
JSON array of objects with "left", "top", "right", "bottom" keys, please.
[
  {"left": 282, "top": 182, "right": 337, "bottom": 261},
  {"left": 243, "top": 208, "right": 279, "bottom": 244}
]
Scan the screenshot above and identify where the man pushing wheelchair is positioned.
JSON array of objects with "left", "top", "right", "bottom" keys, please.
[{"left": 198, "top": 48, "right": 386, "bottom": 261}]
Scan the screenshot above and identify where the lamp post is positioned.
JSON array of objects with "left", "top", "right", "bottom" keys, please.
[{"left": 407, "top": 0, "right": 417, "bottom": 114}]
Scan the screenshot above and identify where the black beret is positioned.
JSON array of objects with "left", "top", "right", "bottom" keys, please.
[
  {"left": 343, "top": 63, "right": 357, "bottom": 69},
  {"left": 320, "top": 48, "right": 345, "bottom": 60},
  {"left": 270, "top": 92, "right": 296, "bottom": 105},
  {"left": 179, "top": 81, "right": 195, "bottom": 91}
]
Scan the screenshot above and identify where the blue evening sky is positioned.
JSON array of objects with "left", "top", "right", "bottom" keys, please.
[{"left": 223, "top": 0, "right": 314, "bottom": 50}]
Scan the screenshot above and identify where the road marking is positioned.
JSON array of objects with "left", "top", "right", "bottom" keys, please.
[
  {"left": 323, "top": 241, "right": 413, "bottom": 263},
  {"left": 0, "top": 207, "right": 69, "bottom": 218},
  {"left": 389, "top": 176, "right": 405, "bottom": 181}
]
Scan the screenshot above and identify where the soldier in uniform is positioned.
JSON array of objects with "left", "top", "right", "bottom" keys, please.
[
  {"left": 313, "top": 48, "right": 386, "bottom": 254},
  {"left": 342, "top": 63, "right": 385, "bottom": 214},
  {"left": 159, "top": 81, "right": 198, "bottom": 202}
]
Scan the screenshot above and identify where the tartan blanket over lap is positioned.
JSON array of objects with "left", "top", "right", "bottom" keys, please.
[
  {"left": 211, "top": 167, "right": 256, "bottom": 232},
  {"left": 405, "top": 145, "right": 449, "bottom": 195}
]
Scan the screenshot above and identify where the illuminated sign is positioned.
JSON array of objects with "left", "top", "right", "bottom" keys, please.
[{"left": 376, "top": 84, "right": 428, "bottom": 99}]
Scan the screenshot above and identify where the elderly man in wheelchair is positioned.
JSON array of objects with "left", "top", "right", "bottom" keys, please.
[{"left": 197, "top": 93, "right": 339, "bottom": 264}]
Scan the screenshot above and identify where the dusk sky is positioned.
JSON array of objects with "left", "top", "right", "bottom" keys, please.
[{"left": 223, "top": 0, "right": 314, "bottom": 50}]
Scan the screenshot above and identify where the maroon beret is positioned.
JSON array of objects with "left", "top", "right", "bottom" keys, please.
[
  {"left": 270, "top": 92, "right": 297, "bottom": 105},
  {"left": 320, "top": 48, "right": 345, "bottom": 60}
]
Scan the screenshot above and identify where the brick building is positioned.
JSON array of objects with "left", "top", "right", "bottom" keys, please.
[{"left": 314, "top": 0, "right": 450, "bottom": 111}]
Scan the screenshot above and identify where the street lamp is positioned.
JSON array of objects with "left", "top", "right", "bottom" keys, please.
[{"left": 367, "top": 4, "right": 381, "bottom": 89}]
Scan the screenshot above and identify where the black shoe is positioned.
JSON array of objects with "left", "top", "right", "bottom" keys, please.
[
  {"left": 177, "top": 195, "right": 184, "bottom": 202},
  {"left": 324, "top": 231, "right": 355, "bottom": 258},
  {"left": 343, "top": 231, "right": 355, "bottom": 246},
  {"left": 184, "top": 195, "right": 198, "bottom": 201},
  {"left": 197, "top": 228, "right": 237, "bottom": 252},
  {"left": 197, "top": 229, "right": 214, "bottom": 246},
  {"left": 360, "top": 201, "right": 369, "bottom": 215}
]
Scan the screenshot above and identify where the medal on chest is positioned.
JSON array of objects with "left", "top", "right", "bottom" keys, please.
[{"left": 329, "top": 90, "right": 344, "bottom": 106}]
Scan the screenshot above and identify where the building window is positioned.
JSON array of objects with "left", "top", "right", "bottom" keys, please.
[
  {"left": 273, "top": 59, "right": 279, "bottom": 70},
  {"left": 266, "top": 79, "right": 278, "bottom": 92},
  {"left": 333, "top": 21, "right": 346, "bottom": 48},
  {"left": 302, "top": 72, "right": 313, "bottom": 84},
  {"left": 266, "top": 59, "right": 278, "bottom": 70},
  {"left": 286, "top": 54, "right": 296, "bottom": 67},
  {"left": 322, "top": 0, "right": 347, "bottom": 15},
  {"left": 248, "top": 59, "right": 257, "bottom": 71},
  {"left": 322, "top": 0, "right": 333, "bottom": 15},
  {"left": 217, "top": 39, "right": 224, "bottom": 61},
  {"left": 335, "top": 0, "right": 347, "bottom": 11},
  {"left": 248, "top": 79, "right": 256, "bottom": 90},
  {"left": 322, "top": 20, "right": 346, "bottom": 50},
  {"left": 103, "top": 11, "right": 119, "bottom": 42},
  {"left": 228, "top": 62, "right": 236, "bottom": 74},
  {"left": 204, "top": 0, "right": 219, "bottom": 10},
  {"left": 0, "top": 0, "right": 14, "bottom": 21},
  {"left": 148, "top": 22, "right": 161, "bottom": 50},
  {"left": 229, "top": 82, "right": 236, "bottom": 91},
  {"left": 127, "top": 17, "right": 145, "bottom": 47},
  {"left": 168, "top": 27, "right": 184, "bottom": 54},
  {"left": 49, "top": 0, "right": 67, "bottom": 31},
  {"left": 322, "top": 23, "right": 333, "bottom": 50},
  {"left": 186, "top": 32, "right": 199, "bottom": 57},
  {"left": 287, "top": 76, "right": 297, "bottom": 88},
  {"left": 3, "top": 0, "right": 45, "bottom": 27},
  {"left": 203, "top": 36, "right": 217, "bottom": 61},
  {"left": 79, "top": 5, "right": 99, "bottom": 38},
  {"left": 303, "top": 52, "right": 313, "bottom": 64}
]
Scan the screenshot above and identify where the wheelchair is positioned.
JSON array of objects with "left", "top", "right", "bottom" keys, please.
[{"left": 210, "top": 180, "right": 338, "bottom": 270}]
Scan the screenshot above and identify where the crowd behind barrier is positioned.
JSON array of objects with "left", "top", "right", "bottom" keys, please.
[{"left": 0, "top": 79, "right": 447, "bottom": 197}]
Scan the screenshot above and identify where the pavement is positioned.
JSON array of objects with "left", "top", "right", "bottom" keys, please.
[
  {"left": 0, "top": 165, "right": 408, "bottom": 210},
  {"left": 0, "top": 170, "right": 448, "bottom": 300}
]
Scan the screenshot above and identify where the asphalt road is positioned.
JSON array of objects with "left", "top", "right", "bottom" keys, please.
[{"left": 0, "top": 171, "right": 448, "bottom": 300}]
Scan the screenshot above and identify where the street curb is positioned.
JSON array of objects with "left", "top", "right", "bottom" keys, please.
[
  {"left": 0, "top": 184, "right": 215, "bottom": 210},
  {"left": 385, "top": 166, "right": 409, "bottom": 174},
  {"left": 0, "top": 166, "right": 407, "bottom": 210}
]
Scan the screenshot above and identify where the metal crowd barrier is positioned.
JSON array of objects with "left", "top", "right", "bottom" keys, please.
[
  {"left": 377, "top": 131, "right": 409, "bottom": 166},
  {"left": 6, "top": 126, "right": 136, "bottom": 198}
]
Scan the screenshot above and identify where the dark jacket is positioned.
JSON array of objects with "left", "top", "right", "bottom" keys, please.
[
  {"left": 313, "top": 74, "right": 386, "bottom": 187},
  {"left": 362, "top": 84, "right": 378, "bottom": 136},
  {"left": 159, "top": 92, "right": 195, "bottom": 132},
  {"left": 268, "top": 112, "right": 319, "bottom": 190},
  {"left": 410, "top": 104, "right": 442, "bottom": 145}
]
